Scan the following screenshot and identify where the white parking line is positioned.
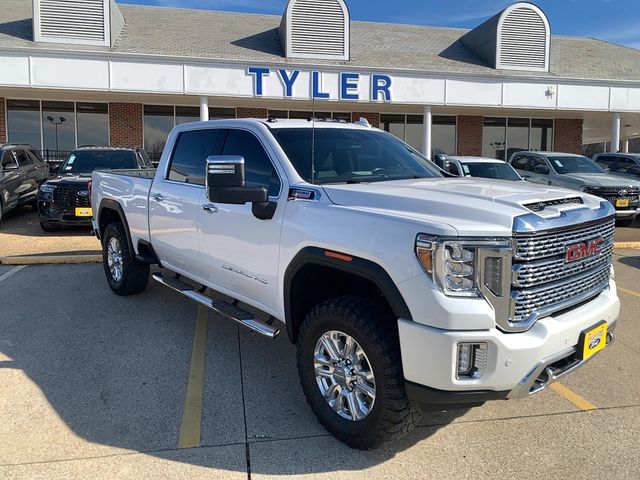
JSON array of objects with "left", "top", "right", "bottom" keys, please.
[{"left": 0, "top": 265, "right": 27, "bottom": 283}]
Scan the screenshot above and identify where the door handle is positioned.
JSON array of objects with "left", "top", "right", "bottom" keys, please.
[
  {"left": 151, "top": 193, "right": 164, "bottom": 202},
  {"left": 202, "top": 203, "right": 218, "bottom": 214}
]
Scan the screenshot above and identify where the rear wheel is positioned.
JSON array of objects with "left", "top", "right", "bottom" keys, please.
[
  {"left": 296, "top": 295, "right": 415, "bottom": 450},
  {"left": 102, "top": 222, "right": 150, "bottom": 296}
]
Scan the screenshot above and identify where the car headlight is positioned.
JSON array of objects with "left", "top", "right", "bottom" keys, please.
[
  {"left": 416, "top": 235, "right": 512, "bottom": 298},
  {"left": 40, "top": 184, "right": 56, "bottom": 194}
]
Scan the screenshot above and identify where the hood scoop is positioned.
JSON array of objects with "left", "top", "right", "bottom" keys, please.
[{"left": 523, "top": 197, "right": 584, "bottom": 213}]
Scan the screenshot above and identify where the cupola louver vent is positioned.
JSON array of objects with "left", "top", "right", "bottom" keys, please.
[{"left": 280, "top": 0, "right": 350, "bottom": 60}]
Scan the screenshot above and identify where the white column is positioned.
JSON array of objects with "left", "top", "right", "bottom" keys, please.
[
  {"left": 423, "top": 105, "right": 432, "bottom": 158},
  {"left": 623, "top": 138, "right": 630, "bottom": 153},
  {"left": 200, "top": 96, "right": 209, "bottom": 122},
  {"left": 611, "top": 113, "right": 621, "bottom": 153}
]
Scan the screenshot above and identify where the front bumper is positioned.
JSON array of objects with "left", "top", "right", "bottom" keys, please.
[
  {"left": 37, "top": 201, "right": 92, "bottom": 227},
  {"left": 399, "top": 281, "right": 620, "bottom": 408}
]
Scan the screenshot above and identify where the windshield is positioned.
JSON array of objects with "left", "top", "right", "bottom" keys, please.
[
  {"left": 548, "top": 156, "right": 604, "bottom": 174},
  {"left": 271, "top": 128, "right": 442, "bottom": 184},
  {"left": 60, "top": 150, "right": 137, "bottom": 174},
  {"left": 463, "top": 162, "right": 522, "bottom": 181}
]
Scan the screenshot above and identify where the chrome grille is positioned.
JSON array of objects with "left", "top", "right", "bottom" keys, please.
[
  {"left": 512, "top": 265, "right": 611, "bottom": 324},
  {"left": 514, "top": 242, "right": 614, "bottom": 288},
  {"left": 52, "top": 185, "right": 91, "bottom": 208},
  {"left": 515, "top": 220, "right": 615, "bottom": 261}
]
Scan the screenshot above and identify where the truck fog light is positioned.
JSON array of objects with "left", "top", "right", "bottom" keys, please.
[{"left": 457, "top": 343, "right": 488, "bottom": 379}]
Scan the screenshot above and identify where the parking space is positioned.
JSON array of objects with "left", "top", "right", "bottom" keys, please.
[{"left": 0, "top": 253, "right": 639, "bottom": 479}]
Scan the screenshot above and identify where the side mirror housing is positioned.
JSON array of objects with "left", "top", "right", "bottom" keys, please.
[{"left": 206, "top": 156, "right": 268, "bottom": 205}]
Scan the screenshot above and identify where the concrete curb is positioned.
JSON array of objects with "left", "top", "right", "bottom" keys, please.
[
  {"left": 614, "top": 242, "right": 640, "bottom": 250},
  {"left": 0, "top": 255, "right": 102, "bottom": 265}
]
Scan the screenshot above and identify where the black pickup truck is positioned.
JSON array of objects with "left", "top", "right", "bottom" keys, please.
[
  {"left": 38, "top": 147, "right": 151, "bottom": 231},
  {"left": 1, "top": 144, "right": 50, "bottom": 226}
]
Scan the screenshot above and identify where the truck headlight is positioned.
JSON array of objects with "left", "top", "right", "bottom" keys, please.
[
  {"left": 40, "top": 184, "right": 56, "bottom": 194},
  {"left": 416, "top": 235, "right": 512, "bottom": 298}
]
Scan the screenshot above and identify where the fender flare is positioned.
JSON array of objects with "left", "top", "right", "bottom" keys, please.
[
  {"left": 283, "top": 247, "right": 413, "bottom": 342},
  {"left": 97, "top": 198, "right": 135, "bottom": 255}
]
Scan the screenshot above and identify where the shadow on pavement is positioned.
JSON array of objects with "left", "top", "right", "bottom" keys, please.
[{"left": 0, "top": 264, "right": 470, "bottom": 475}]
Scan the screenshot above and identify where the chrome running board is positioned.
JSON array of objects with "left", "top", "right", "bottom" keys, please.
[{"left": 152, "top": 273, "right": 280, "bottom": 338}]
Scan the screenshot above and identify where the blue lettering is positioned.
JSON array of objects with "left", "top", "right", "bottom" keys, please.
[
  {"left": 340, "top": 73, "right": 360, "bottom": 100},
  {"left": 278, "top": 69, "right": 300, "bottom": 97},
  {"left": 248, "top": 67, "right": 270, "bottom": 96},
  {"left": 312, "top": 71, "right": 330, "bottom": 99},
  {"left": 371, "top": 74, "right": 392, "bottom": 102}
]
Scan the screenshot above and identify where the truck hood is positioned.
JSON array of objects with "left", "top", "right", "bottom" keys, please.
[
  {"left": 560, "top": 172, "right": 640, "bottom": 187},
  {"left": 321, "top": 178, "right": 602, "bottom": 236},
  {"left": 46, "top": 174, "right": 91, "bottom": 186}
]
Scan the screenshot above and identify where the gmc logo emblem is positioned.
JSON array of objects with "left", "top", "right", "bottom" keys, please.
[{"left": 566, "top": 238, "right": 604, "bottom": 263}]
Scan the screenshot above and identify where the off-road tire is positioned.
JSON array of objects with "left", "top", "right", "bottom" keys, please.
[
  {"left": 297, "top": 294, "right": 416, "bottom": 450},
  {"left": 102, "top": 222, "right": 149, "bottom": 296}
]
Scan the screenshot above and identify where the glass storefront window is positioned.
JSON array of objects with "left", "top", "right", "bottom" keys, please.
[
  {"left": 332, "top": 112, "right": 352, "bottom": 122},
  {"left": 482, "top": 117, "right": 507, "bottom": 160},
  {"left": 144, "top": 105, "right": 174, "bottom": 158},
  {"left": 432, "top": 116, "right": 456, "bottom": 157},
  {"left": 380, "top": 114, "right": 406, "bottom": 144},
  {"left": 42, "top": 101, "right": 76, "bottom": 154},
  {"left": 531, "top": 119, "right": 554, "bottom": 152},
  {"left": 7, "top": 100, "right": 41, "bottom": 149},
  {"left": 506, "top": 118, "right": 530, "bottom": 159},
  {"left": 268, "top": 110, "right": 288, "bottom": 119},
  {"left": 406, "top": 115, "right": 424, "bottom": 152},
  {"left": 77, "top": 102, "right": 108, "bottom": 147},
  {"left": 210, "top": 107, "right": 236, "bottom": 119},
  {"left": 175, "top": 106, "right": 199, "bottom": 125}
]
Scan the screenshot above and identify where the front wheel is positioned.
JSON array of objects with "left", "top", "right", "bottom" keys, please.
[
  {"left": 296, "top": 295, "right": 415, "bottom": 450},
  {"left": 102, "top": 222, "right": 150, "bottom": 296}
]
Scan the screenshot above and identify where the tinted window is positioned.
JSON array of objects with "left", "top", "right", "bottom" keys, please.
[
  {"left": 596, "top": 155, "right": 617, "bottom": 169},
  {"left": 60, "top": 150, "right": 138, "bottom": 174},
  {"left": 531, "top": 157, "right": 549, "bottom": 173},
  {"left": 463, "top": 162, "right": 522, "bottom": 181},
  {"left": 14, "top": 150, "right": 33, "bottom": 166},
  {"left": 223, "top": 129, "right": 281, "bottom": 196},
  {"left": 169, "top": 129, "right": 227, "bottom": 185},
  {"left": 511, "top": 155, "right": 530, "bottom": 171},
  {"left": 618, "top": 158, "right": 639, "bottom": 172},
  {"left": 548, "top": 156, "right": 604, "bottom": 174},
  {"left": 27, "top": 150, "right": 45, "bottom": 165},
  {"left": 448, "top": 161, "right": 461, "bottom": 176},
  {"left": 271, "top": 128, "right": 441, "bottom": 185},
  {"left": 1, "top": 151, "right": 18, "bottom": 169}
]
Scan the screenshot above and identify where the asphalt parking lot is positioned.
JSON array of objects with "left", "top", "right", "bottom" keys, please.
[{"left": 0, "top": 251, "right": 639, "bottom": 479}]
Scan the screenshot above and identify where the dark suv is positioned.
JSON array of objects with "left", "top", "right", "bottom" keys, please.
[
  {"left": 38, "top": 147, "right": 151, "bottom": 231},
  {"left": 0, "top": 144, "right": 50, "bottom": 226},
  {"left": 593, "top": 153, "right": 640, "bottom": 180}
]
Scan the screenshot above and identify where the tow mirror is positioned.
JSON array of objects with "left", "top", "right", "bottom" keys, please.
[{"left": 206, "top": 156, "right": 268, "bottom": 205}]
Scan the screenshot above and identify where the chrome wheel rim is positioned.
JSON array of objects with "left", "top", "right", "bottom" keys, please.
[
  {"left": 107, "top": 237, "right": 123, "bottom": 282},
  {"left": 314, "top": 330, "right": 376, "bottom": 421}
]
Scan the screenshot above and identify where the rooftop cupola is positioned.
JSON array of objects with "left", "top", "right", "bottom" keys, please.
[
  {"left": 279, "top": 0, "right": 350, "bottom": 61},
  {"left": 33, "top": 0, "right": 125, "bottom": 47},
  {"left": 461, "top": 2, "right": 551, "bottom": 72}
]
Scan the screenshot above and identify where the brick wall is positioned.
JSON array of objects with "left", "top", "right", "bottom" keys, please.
[
  {"left": 457, "top": 116, "right": 483, "bottom": 156},
  {"left": 554, "top": 118, "right": 583, "bottom": 154},
  {"left": 351, "top": 112, "right": 380, "bottom": 128},
  {"left": 237, "top": 107, "right": 268, "bottom": 118},
  {"left": 109, "top": 103, "right": 143, "bottom": 148},
  {"left": 0, "top": 98, "right": 6, "bottom": 143}
]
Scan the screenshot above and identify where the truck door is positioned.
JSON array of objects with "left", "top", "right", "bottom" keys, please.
[
  {"left": 198, "top": 127, "right": 285, "bottom": 312},
  {"left": 148, "top": 128, "right": 227, "bottom": 276},
  {"left": 1, "top": 151, "right": 22, "bottom": 209}
]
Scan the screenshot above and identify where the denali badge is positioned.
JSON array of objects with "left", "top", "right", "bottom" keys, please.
[{"left": 566, "top": 238, "right": 603, "bottom": 263}]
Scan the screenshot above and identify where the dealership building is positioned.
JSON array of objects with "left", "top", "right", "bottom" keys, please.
[{"left": 1, "top": 0, "right": 640, "bottom": 162}]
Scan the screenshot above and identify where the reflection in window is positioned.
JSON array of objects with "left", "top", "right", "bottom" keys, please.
[
  {"left": 175, "top": 106, "right": 199, "bottom": 126},
  {"left": 507, "top": 118, "right": 530, "bottom": 159},
  {"left": 380, "top": 114, "right": 406, "bottom": 145},
  {"left": 7, "top": 100, "right": 41, "bottom": 149},
  {"left": 382, "top": 114, "right": 457, "bottom": 158},
  {"left": 43, "top": 101, "right": 75, "bottom": 153},
  {"left": 77, "top": 103, "right": 108, "bottom": 147},
  {"left": 482, "top": 117, "right": 507, "bottom": 160},
  {"left": 531, "top": 119, "right": 553, "bottom": 152},
  {"left": 406, "top": 115, "right": 424, "bottom": 152},
  {"left": 144, "top": 105, "right": 174, "bottom": 159},
  {"left": 432, "top": 116, "right": 456, "bottom": 157}
]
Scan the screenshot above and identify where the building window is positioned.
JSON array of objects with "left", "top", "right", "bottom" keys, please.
[
  {"left": 381, "top": 114, "right": 457, "bottom": 157},
  {"left": 42, "top": 101, "right": 76, "bottom": 155},
  {"left": 76, "top": 103, "right": 108, "bottom": 147},
  {"left": 483, "top": 117, "right": 554, "bottom": 160},
  {"left": 144, "top": 105, "right": 174, "bottom": 159},
  {"left": 267, "top": 110, "right": 353, "bottom": 122},
  {"left": 6, "top": 100, "right": 41, "bottom": 149}
]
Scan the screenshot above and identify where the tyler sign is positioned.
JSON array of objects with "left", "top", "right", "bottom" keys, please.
[{"left": 247, "top": 67, "right": 393, "bottom": 102}]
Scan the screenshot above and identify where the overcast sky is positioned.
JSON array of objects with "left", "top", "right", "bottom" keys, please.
[{"left": 119, "top": 0, "right": 640, "bottom": 49}]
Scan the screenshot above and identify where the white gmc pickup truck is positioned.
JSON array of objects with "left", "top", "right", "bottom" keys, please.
[{"left": 92, "top": 118, "right": 619, "bottom": 449}]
